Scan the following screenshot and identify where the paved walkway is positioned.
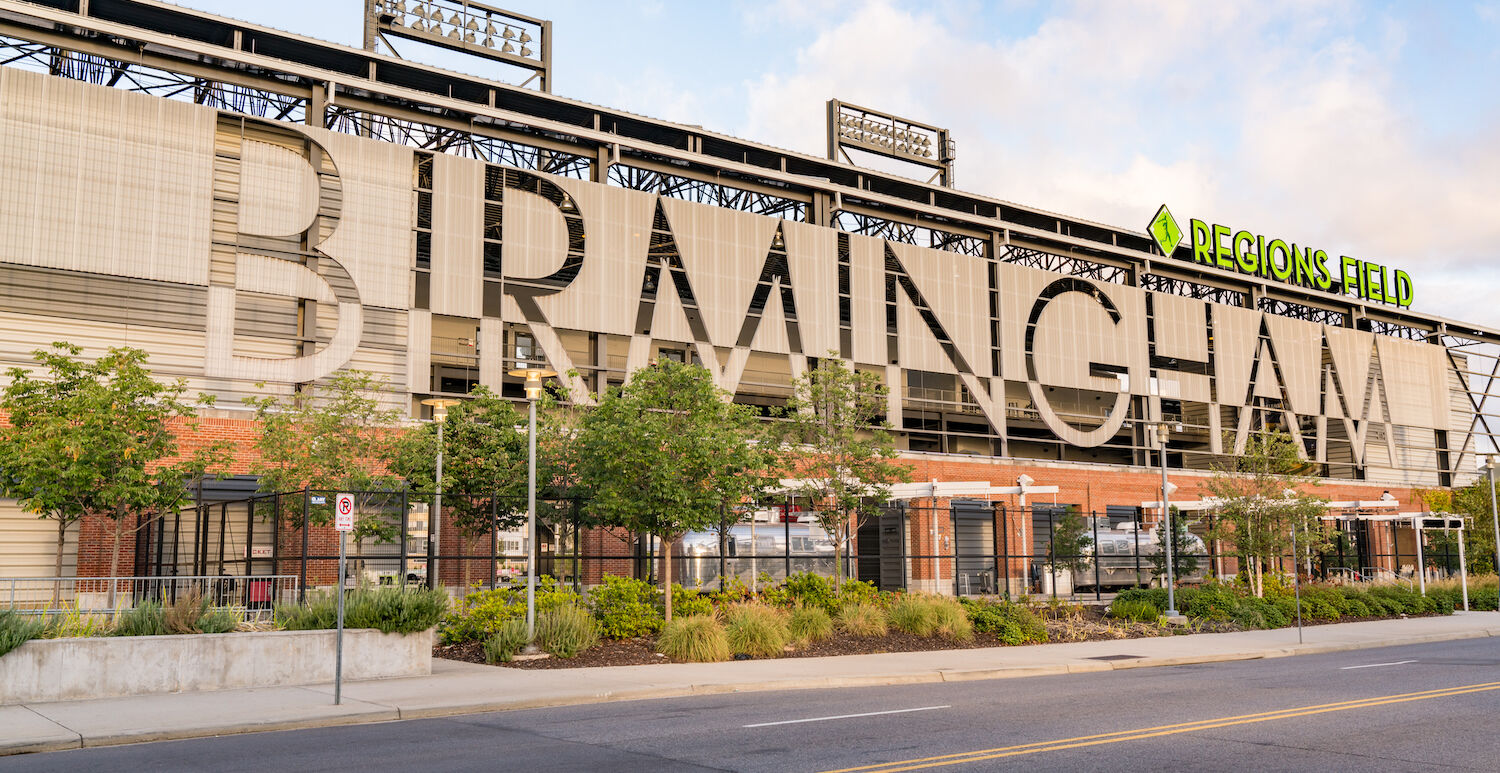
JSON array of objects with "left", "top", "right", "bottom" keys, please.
[{"left": 4, "top": 612, "right": 1499, "bottom": 756}]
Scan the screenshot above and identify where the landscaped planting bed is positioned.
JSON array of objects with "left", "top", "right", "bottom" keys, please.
[{"left": 431, "top": 573, "right": 1495, "bottom": 669}]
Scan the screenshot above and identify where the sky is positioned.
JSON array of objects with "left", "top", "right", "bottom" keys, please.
[{"left": 165, "top": 0, "right": 1500, "bottom": 328}]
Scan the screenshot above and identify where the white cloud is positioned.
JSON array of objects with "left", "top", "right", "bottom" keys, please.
[{"left": 734, "top": 0, "right": 1500, "bottom": 325}]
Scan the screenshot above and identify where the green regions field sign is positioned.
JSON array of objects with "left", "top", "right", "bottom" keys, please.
[{"left": 1149, "top": 204, "right": 1412, "bottom": 308}]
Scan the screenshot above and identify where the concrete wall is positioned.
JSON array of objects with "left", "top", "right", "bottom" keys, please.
[{"left": 0, "top": 628, "right": 431, "bottom": 705}]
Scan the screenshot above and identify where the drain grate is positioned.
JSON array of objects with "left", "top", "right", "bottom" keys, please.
[{"left": 1087, "top": 654, "right": 1145, "bottom": 661}]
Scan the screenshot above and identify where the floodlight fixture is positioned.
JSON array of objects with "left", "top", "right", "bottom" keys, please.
[{"left": 363, "top": 0, "right": 552, "bottom": 92}]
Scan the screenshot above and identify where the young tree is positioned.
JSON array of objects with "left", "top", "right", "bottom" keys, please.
[
  {"left": 1203, "top": 430, "right": 1328, "bottom": 597},
  {"left": 1047, "top": 508, "right": 1094, "bottom": 589},
  {"left": 779, "top": 356, "right": 911, "bottom": 585},
  {"left": 1149, "top": 506, "right": 1201, "bottom": 585},
  {"left": 574, "top": 361, "right": 769, "bottom": 620},
  {"left": 388, "top": 386, "right": 529, "bottom": 587},
  {"left": 246, "top": 371, "right": 404, "bottom": 550},
  {"left": 0, "top": 343, "right": 228, "bottom": 593}
]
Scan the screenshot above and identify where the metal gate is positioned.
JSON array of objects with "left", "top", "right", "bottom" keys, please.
[
  {"left": 952, "top": 500, "right": 996, "bottom": 595},
  {"left": 856, "top": 504, "right": 907, "bottom": 591}
]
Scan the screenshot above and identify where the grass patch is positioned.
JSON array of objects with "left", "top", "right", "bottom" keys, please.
[
  {"left": 788, "top": 605, "right": 834, "bottom": 644},
  {"left": 724, "top": 604, "right": 790, "bottom": 658},
  {"left": 836, "top": 603, "right": 888, "bottom": 637}
]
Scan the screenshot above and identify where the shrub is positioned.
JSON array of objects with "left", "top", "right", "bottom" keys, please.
[
  {"left": 836, "top": 579, "right": 885, "bottom": 611},
  {"left": 837, "top": 602, "right": 888, "bottom": 637},
  {"left": 1107, "top": 598, "right": 1161, "bottom": 623},
  {"left": 114, "top": 601, "right": 168, "bottom": 637},
  {"left": 930, "top": 598, "right": 973, "bottom": 642},
  {"left": 1233, "top": 604, "right": 1268, "bottom": 629},
  {"left": 441, "top": 576, "right": 577, "bottom": 644},
  {"left": 658, "top": 615, "right": 730, "bottom": 662},
  {"left": 0, "top": 609, "right": 45, "bottom": 657},
  {"left": 708, "top": 577, "right": 754, "bottom": 607},
  {"left": 197, "top": 606, "right": 240, "bottom": 634},
  {"left": 962, "top": 599, "right": 1047, "bottom": 645},
  {"left": 788, "top": 605, "right": 834, "bottom": 644},
  {"left": 535, "top": 605, "right": 599, "bottom": 659},
  {"left": 724, "top": 603, "right": 791, "bottom": 658},
  {"left": 280, "top": 587, "right": 449, "bottom": 635},
  {"left": 887, "top": 595, "right": 939, "bottom": 637},
  {"left": 672, "top": 584, "right": 714, "bottom": 618},
  {"left": 589, "top": 575, "right": 664, "bottom": 639},
  {"left": 1183, "top": 585, "right": 1238, "bottom": 622},
  {"left": 484, "top": 618, "right": 530, "bottom": 664},
  {"left": 1113, "top": 587, "right": 1167, "bottom": 614}
]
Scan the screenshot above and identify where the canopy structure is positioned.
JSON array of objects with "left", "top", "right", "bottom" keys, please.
[
  {"left": 1317, "top": 511, "right": 1470, "bottom": 606},
  {"left": 776, "top": 478, "right": 1060, "bottom": 505}
]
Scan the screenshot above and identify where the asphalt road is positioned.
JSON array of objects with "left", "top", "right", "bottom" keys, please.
[{"left": 5, "top": 638, "right": 1500, "bottom": 772}]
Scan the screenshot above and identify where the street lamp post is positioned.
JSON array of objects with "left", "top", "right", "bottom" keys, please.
[
  {"left": 1486, "top": 456, "right": 1500, "bottom": 580},
  {"left": 420, "top": 398, "right": 461, "bottom": 591},
  {"left": 1157, "top": 423, "right": 1180, "bottom": 618},
  {"left": 508, "top": 366, "right": 556, "bottom": 645}
]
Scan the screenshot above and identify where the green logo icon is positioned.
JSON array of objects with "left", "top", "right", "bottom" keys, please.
[{"left": 1149, "top": 204, "right": 1182, "bottom": 256}]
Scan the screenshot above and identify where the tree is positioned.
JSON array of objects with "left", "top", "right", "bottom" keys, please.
[
  {"left": 0, "top": 343, "right": 228, "bottom": 595},
  {"left": 1149, "top": 506, "right": 1201, "bottom": 585},
  {"left": 1202, "top": 430, "right": 1328, "bottom": 597},
  {"left": 1418, "top": 485, "right": 1497, "bottom": 576},
  {"left": 574, "top": 361, "right": 769, "bottom": 620},
  {"left": 1047, "top": 508, "right": 1094, "bottom": 591},
  {"left": 779, "top": 356, "right": 911, "bottom": 585},
  {"left": 388, "top": 386, "right": 529, "bottom": 587},
  {"left": 245, "top": 371, "right": 404, "bottom": 551}
]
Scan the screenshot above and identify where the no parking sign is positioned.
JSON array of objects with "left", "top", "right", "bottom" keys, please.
[{"left": 335, "top": 493, "right": 355, "bottom": 531}]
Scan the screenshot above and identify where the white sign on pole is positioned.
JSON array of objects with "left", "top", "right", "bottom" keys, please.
[{"left": 335, "top": 493, "right": 355, "bottom": 531}]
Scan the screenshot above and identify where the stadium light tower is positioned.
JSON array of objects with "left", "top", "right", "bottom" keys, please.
[
  {"left": 827, "top": 99, "right": 954, "bottom": 187},
  {"left": 363, "top": 0, "right": 552, "bottom": 92}
]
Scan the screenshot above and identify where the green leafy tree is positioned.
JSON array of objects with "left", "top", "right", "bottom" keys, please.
[
  {"left": 574, "top": 361, "right": 769, "bottom": 620},
  {"left": 245, "top": 371, "right": 404, "bottom": 550},
  {"left": 1047, "top": 509, "right": 1094, "bottom": 586},
  {"left": 779, "top": 356, "right": 911, "bottom": 585},
  {"left": 1418, "top": 485, "right": 1497, "bottom": 576},
  {"left": 388, "top": 386, "right": 529, "bottom": 587},
  {"left": 1149, "top": 506, "right": 1201, "bottom": 584},
  {"left": 0, "top": 343, "right": 229, "bottom": 593},
  {"left": 1203, "top": 430, "right": 1328, "bottom": 597}
]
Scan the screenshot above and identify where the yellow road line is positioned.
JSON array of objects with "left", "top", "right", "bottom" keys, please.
[{"left": 816, "top": 681, "right": 1500, "bottom": 773}]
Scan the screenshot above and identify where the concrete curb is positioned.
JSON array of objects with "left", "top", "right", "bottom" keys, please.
[{"left": 3, "top": 625, "right": 1495, "bottom": 757}]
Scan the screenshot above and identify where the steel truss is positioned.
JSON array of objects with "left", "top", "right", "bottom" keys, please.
[
  {"left": 834, "top": 210, "right": 986, "bottom": 256},
  {"left": 325, "top": 104, "right": 588, "bottom": 177},
  {"left": 1001, "top": 246, "right": 1127, "bottom": 283},
  {"left": 607, "top": 164, "right": 805, "bottom": 220},
  {"left": 1258, "top": 297, "right": 1347, "bottom": 326},
  {"left": 1139, "top": 273, "right": 1247, "bottom": 307}
]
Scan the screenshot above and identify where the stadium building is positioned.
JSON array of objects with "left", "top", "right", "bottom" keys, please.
[{"left": 1, "top": 0, "right": 1496, "bottom": 595}]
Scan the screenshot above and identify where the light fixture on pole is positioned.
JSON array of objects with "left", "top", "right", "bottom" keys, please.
[
  {"left": 420, "top": 398, "right": 462, "bottom": 590},
  {"left": 508, "top": 366, "right": 556, "bottom": 646},
  {"left": 1157, "top": 423, "right": 1180, "bottom": 618}
]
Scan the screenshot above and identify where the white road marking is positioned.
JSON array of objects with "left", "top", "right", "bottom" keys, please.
[
  {"left": 1341, "top": 660, "right": 1418, "bottom": 670},
  {"left": 743, "top": 705, "right": 951, "bottom": 728}
]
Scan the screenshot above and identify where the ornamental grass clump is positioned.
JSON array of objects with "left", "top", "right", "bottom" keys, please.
[
  {"left": 278, "top": 587, "right": 448, "bottom": 635},
  {"left": 657, "top": 615, "right": 730, "bottom": 662},
  {"left": 724, "top": 603, "right": 790, "bottom": 658},
  {"left": 1106, "top": 598, "right": 1161, "bottom": 624},
  {"left": 887, "top": 594, "right": 939, "bottom": 637},
  {"left": 836, "top": 602, "right": 887, "bottom": 637},
  {"left": 930, "top": 597, "right": 973, "bottom": 642},
  {"left": 788, "top": 605, "right": 834, "bottom": 644},
  {"left": 484, "top": 618, "right": 530, "bottom": 664}
]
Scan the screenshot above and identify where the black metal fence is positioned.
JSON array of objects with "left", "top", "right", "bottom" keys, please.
[{"left": 136, "top": 492, "right": 1465, "bottom": 600}]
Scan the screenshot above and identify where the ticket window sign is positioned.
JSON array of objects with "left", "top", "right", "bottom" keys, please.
[{"left": 335, "top": 493, "right": 355, "bottom": 532}]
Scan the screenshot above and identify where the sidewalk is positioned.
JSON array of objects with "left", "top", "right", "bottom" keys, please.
[{"left": 4, "top": 612, "right": 1499, "bottom": 756}]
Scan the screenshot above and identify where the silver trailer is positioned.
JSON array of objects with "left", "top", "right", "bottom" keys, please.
[
  {"left": 676, "top": 522, "right": 837, "bottom": 588},
  {"left": 1070, "top": 524, "right": 1209, "bottom": 590}
]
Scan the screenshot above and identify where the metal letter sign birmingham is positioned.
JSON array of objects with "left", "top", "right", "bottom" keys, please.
[
  {"left": 197, "top": 115, "right": 1451, "bottom": 469},
  {"left": 1149, "top": 204, "right": 1414, "bottom": 308}
]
